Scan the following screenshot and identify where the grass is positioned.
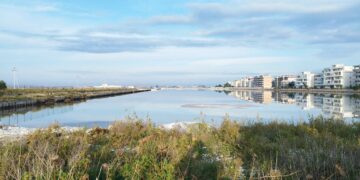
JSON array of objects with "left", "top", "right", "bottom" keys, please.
[
  {"left": 0, "top": 88, "right": 138, "bottom": 102},
  {"left": 0, "top": 116, "right": 359, "bottom": 179}
]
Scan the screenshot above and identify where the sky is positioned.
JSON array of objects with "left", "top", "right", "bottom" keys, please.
[{"left": 0, "top": 0, "right": 360, "bottom": 87}]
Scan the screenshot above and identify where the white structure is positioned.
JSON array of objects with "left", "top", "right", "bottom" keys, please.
[
  {"left": 314, "top": 73, "right": 324, "bottom": 88},
  {"left": 322, "top": 64, "right": 354, "bottom": 88},
  {"left": 234, "top": 77, "right": 254, "bottom": 88},
  {"left": 94, "top": 84, "right": 123, "bottom": 89},
  {"left": 354, "top": 65, "right": 360, "bottom": 86},
  {"left": 253, "top": 75, "right": 272, "bottom": 89},
  {"left": 274, "top": 75, "right": 296, "bottom": 88},
  {"left": 295, "top": 72, "right": 315, "bottom": 88},
  {"left": 12, "top": 67, "right": 19, "bottom": 89}
]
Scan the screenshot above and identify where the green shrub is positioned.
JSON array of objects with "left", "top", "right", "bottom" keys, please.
[{"left": 0, "top": 80, "right": 6, "bottom": 90}]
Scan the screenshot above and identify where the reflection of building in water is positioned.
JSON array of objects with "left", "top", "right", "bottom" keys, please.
[
  {"left": 273, "top": 92, "right": 296, "bottom": 104},
  {"left": 273, "top": 93, "right": 360, "bottom": 118},
  {"left": 228, "top": 90, "right": 360, "bottom": 119},
  {"left": 322, "top": 95, "right": 353, "bottom": 118},
  {"left": 252, "top": 91, "right": 272, "bottom": 104},
  {"left": 295, "top": 93, "right": 314, "bottom": 110},
  {"left": 230, "top": 90, "right": 272, "bottom": 104},
  {"left": 313, "top": 95, "right": 324, "bottom": 108},
  {"left": 354, "top": 98, "right": 360, "bottom": 118}
]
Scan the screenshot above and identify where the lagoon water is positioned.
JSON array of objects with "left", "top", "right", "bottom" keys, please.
[{"left": 1, "top": 90, "right": 359, "bottom": 128}]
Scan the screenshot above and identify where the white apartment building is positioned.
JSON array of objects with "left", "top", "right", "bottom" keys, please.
[
  {"left": 295, "top": 72, "right": 315, "bottom": 88},
  {"left": 314, "top": 73, "right": 324, "bottom": 88},
  {"left": 274, "top": 75, "right": 296, "bottom": 88},
  {"left": 234, "top": 77, "right": 254, "bottom": 88},
  {"left": 354, "top": 65, "right": 360, "bottom": 86},
  {"left": 322, "top": 64, "right": 354, "bottom": 88}
]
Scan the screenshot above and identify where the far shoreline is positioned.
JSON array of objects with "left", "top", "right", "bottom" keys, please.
[{"left": 213, "top": 87, "right": 360, "bottom": 94}]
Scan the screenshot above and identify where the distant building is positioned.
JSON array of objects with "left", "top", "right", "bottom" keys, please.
[
  {"left": 295, "top": 72, "right": 315, "bottom": 88},
  {"left": 354, "top": 65, "right": 360, "bottom": 86},
  {"left": 234, "top": 77, "right": 254, "bottom": 88},
  {"left": 314, "top": 73, "right": 324, "bottom": 89},
  {"left": 274, "top": 75, "right": 296, "bottom": 88},
  {"left": 94, "top": 84, "right": 123, "bottom": 89},
  {"left": 253, "top": 75, "right": 273, "bottom": 89},
  {"left": 322, "top": 64, "right": 354, "bottom": 88}
]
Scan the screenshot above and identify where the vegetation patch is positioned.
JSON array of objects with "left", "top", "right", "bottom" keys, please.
[{"left": 0, "top": 116, "right": 359, "bottom": 179}]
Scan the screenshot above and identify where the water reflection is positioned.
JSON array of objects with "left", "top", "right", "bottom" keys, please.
[
  {"left": 1, "top": 90, "right": 359, "bottom": 128},
  {"left": 228, "top": 90, "right": 360, "bottom": 119},
  {"left": 229, "top": 91, "right": 272, "bottom": 104},
  {"left": 0, "top": 104, "right": 74, "bottom": 127}
]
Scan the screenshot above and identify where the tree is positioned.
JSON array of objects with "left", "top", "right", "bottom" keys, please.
[
  {"left": 0, "top": 80, "right": 7, "bottom": 90},
  {"left": 223, "top": 82, "right": 233, "bottom": 87},
  {"left": 288, "top": 82, "right": 295, "bottom": 89}
]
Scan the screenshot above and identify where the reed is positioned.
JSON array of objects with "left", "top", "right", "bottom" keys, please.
[{"left": 0, "top": 116, "right": 359, "bottom": 179}]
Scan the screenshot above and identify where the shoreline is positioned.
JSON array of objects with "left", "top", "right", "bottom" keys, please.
[
  {"left": 0, "top": 88, "right": 150, "bottom": 111},
  {"left": 214, "top": 87, "right": 360, "bottom": 94}
]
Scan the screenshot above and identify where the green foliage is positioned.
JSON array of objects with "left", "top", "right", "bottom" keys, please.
[
  {"left": 288, "top": 81, "right": 295, "bottom": 88},
  {"left": 0, "top": 80, "right": 6, "bottom": 90},
  {"left": 352, "top": 85, "right": 360, "bottom": 90},
  {"left": 223, "top": 82, "right": 233, "bottom": 87},
  {"left": 1, "top": 117, "right": 359, "bottom": 179}
]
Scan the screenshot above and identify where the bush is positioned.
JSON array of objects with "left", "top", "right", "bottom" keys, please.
[
  {"left": 1, "top": 117, "right": 359, "bottom": 179},
  {"left": 352, "top": 85, "right": 360, "bottom": 90},
  {"left": 0, "top": 80, "right": 6, "bottom": 90}
]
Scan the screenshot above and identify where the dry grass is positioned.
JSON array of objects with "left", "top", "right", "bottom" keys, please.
[
  {"left": 0, "top": 116, "right": 359, "bottom": 179},
  {"left": 0, "top": 88, "right": 136, "bottom": 102}
]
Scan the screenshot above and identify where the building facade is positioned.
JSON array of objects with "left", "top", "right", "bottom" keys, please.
[
  {"left": 314, "top": 73, "right": 324, "bottom": 88},
  {"left": 253, "top": 75, "right": 273, "bottom": 89},
  {"left": 295, "top": 71, "right": 315, "bottom": 88},
  {"left": 322, "top": 64, "right": 354, "bottom": 88},
  {"left": 234, "top": 77, "right": 254, "bottom": 88},
  {"left": 354, "top": 65, "right": 360, "bottom": 86},
  {"left": 274, "top": 75, "right": 296, "bottom": 88}
]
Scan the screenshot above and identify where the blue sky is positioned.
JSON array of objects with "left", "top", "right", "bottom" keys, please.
[{"left": 0, "top": 0, "right": 360, "bottom": 86}]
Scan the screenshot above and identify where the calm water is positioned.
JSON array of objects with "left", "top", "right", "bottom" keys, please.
[{"left": 1, "top": 90, "right": 359, "bottom": 128}]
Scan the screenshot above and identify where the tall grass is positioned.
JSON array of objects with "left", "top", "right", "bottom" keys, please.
[{"left": 1, "top": 116, "right": 359, "bottom": 179}]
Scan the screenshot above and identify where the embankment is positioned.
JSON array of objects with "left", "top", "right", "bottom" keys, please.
[{"left": 0, "top": 88, "right": 150, "bottom": 111}]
